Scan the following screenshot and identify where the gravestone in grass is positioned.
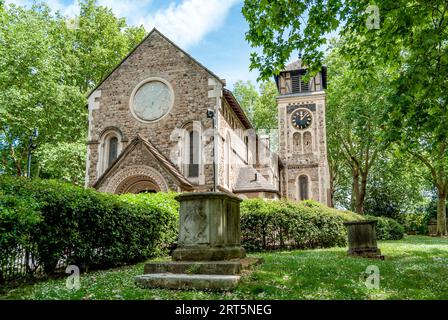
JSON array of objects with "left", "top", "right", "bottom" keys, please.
[
  {"left": 427, "top": 219, "right": 438, "bottom": 236},
  {"left": 135, "top": 192, "right": 261, "bottom": 291},
  {"left": 344, "top": 220, "right": 384, "bottom": 260}
]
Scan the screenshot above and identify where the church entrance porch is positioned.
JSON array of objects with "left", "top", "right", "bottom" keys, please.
[{"left": 115, "top": 175, "right": 161, "bottom": 194}]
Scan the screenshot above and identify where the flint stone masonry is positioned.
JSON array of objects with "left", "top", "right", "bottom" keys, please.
[
  {"left": 87, "top": 30, "right": 216, "bottom": 191},
  {"left": 86, "top": 29, "right": 330, "bottom": 203},
  {"left": 277, "top": 93, "right": 330, "bottom": 205}
]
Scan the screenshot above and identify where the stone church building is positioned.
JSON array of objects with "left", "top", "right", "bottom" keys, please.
[{"left": 85, "top": 29, "right": 331, "bottom": 205}]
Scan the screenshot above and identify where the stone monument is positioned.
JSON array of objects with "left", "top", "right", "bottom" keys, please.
[
  {"left": 344, "top": 220, "right": 384, "bottom": 260},
  {"left": 135, "top": 192, "right": 261, "bottom": 291}
]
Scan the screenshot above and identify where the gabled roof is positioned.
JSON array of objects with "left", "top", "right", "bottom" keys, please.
[
  {"left": 233, "top": 166, "right": 279, "bottom": 194},
  {"left": 85, "top": 28, "right": 255, "bottom": 133},
  {"left": 87, "top": 28, "right": 225, "bottom": 98},
  {"left": 93, "top": 134, "right": 194, "bottom": 191}
]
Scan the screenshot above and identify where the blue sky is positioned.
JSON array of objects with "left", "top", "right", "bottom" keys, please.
[{"left": 5, "top": 0, "right": 273, "bottom": 90}]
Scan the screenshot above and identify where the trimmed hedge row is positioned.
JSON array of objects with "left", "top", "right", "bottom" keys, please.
[
  {"left": 240, "top": 199, "right": 363, "bottom": 252},
  {"left": 1, "top": 175, "right": 405, "bottom": 281},
  {"left": 402, "top": 213, "right": 429, "bottom": 235},
  {"left": 365, "top": 215, "right": 405, "bottom": 240},
  {"left": 0, "top": 176, "right": 178, "bottom": 278}
]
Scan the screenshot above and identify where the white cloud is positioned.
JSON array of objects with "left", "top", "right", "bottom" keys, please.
[
  {"left": 96, "top": 0, "right": 153, "bottom": 24},
  {"left": 5, "top": 0, "right": 151, "bottom": 20},
  {"left": 5, "top": 0, "right": 31, "bottom": 6},
  {"left": 5, "top": 0, "right": 240, "bottom": 49},
  {"left": 139, "top": 0, "right": 240, "bottom": 49},
  {"left": 5, "top": 0, "right": 32, "bottom": 7},
  {"left": 5, "top": 0, "right": 79, "bottom": 16},
  {"left": 47, "top": 0, "right": 79, "bottom": 16}
]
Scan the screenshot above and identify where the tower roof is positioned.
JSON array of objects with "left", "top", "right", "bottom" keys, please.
[{"left": 283, "top": 60, "right": 305, "bottom": 71}]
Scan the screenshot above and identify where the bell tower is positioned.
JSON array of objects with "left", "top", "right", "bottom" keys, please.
[{"left": 276, "top": 61, "right": 331, "bottom": 206}]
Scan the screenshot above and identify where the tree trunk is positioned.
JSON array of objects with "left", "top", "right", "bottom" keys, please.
[
  {"left": 356, "top": 171, "right": 368, "bottom": 215},
  {"left": 351, "top": 169, "right": 358, "bottom": 212},
  {"left": 15, "top": 160, "right": 22, "bottom": 177},
  {"left": 9, "top": 144, "right": 23, "bottom": 176},
  {"left": 437, "top": 192, "right": 447, "bottom": 236},
  {"left": 329, "top": 167, "right": 335, "bottom": 208},
  {"left": 355, "top": 196, "right": 364, "bottom": 215},
  {"left": 352, "top": 168, "right": 364, "bottom": 214}
]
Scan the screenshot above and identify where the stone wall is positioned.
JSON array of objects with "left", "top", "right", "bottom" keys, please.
[
  {"left": 277, "top": 92, "right": 330, "bottom": 205},
  {"left": 86, "top": 30, "right": 218, "bottom": 191},
  {"left": 216, "top": 98, "right": 250, "bottom": 192},
  {"left": 97, "top": 141, "right": 179, "bottom": 193}
]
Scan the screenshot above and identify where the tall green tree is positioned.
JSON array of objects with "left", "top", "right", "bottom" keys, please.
[
  {"left": 35, "top": 142, "right": 86, "bottom": 186},
  {"left": 232, "top": 81, "right": 278, "bottom": 131},
  {"left": 232, "top": 81, "right": 279, "bottom": 151},
  {"left": 233, "top": 80, "right": 259, "bottom": 122},
  {"left": 72, "top": 0, "right": 146, "bottom": 92},
  {"left": 242, "top": 0, "right": 448, "bottom": 235},
  {"left": 0, "top": 0, "right": 146, "bottom": 185},
  {"left": 362, "top": 150, "right": 429, "bottom": 220},
  {"left": 326, "top": 42, "right": 392, "bottom": 214},
  {"left": 0, "top": 4, "right": 85, "bottom": 176},
  {"left": 253, "top": 82, "right": 278, "bottom": 131}
]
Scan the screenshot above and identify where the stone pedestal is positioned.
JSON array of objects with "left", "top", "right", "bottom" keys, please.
[
  {"left": 344, "top": 220, "right": 384, "bottom": 260},
  {"left": 172, "top": 192, "right": 246, "bottom": 261},
  {"left": 135, "top": 192, "right": 261, "bottom": 291}
]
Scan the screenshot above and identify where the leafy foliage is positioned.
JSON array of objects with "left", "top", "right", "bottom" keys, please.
[
  {"left": 365, "top": 215, "right": 405, "bottom": 241},
  {"left": 240, "top": 198, "right": 363, "bottom": 252},
  {"left": 362, "top": 151, "right": 429, "bottom": 220},
  {"left": 3, "top": 236, "right": 447, "bottom": 300},
  {"left": 0, "top": 0, "right": 146, "bottom": 182},
  {"left": 0, "top": 175, "right": 178, "bottom": 277},
  {"left": 35, "top": 142, "right": 87, "bottom": 186},
  {"left": 402, "top": 213, "right": 429, "bottom": 235},
  {"left": 242, "top": 0, "right": 448, "bottom": 234},
  {"left": 232, "top": 80, "right": 278, "bottom": 131},
  {"left": 0, "top": 4, "right": 86, "bottom": 176},
  {"left": 326, "top": 40, "right": 393, "bottom": 213}
]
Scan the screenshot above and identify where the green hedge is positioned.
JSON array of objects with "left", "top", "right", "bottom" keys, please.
[
  {"left": 240, "top": 199, "right": 363, "bottom": 252},
  {"left": 365, "top": 215, "right": 405, "bottom": 240},
  {"left": 0, "top": 176, "right": 178, "bottom": 279},
  {"left": 1, "top": 174, "right": 406, "bottom": 282},
  {"left": 402, "top": 213, "right": 429, "bottom": 235}
]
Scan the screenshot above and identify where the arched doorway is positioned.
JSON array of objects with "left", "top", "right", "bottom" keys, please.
[
  {"left": 103, "top": 165, "right": 169, "bottom": 194},
  {"left": 115, "top": 175, "right": 161, "bottom": 194},
  {"left": 298, "top": 175, "right": 310, "bottom": 201}
]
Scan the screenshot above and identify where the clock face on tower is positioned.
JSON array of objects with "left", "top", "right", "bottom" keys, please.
[
  {"left": 291, "top": 109, "right": 312, "bottom": 130},
  {"left": 131, "top": 80, "right": 173, "bottom": 122}
]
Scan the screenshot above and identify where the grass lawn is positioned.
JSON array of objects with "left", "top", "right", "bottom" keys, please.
[{"left": 1, "top": 236, "right": 447, "bottom": 300}]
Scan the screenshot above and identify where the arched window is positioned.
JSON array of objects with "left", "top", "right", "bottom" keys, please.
[
  {"left": 108, "top": 137, "right": 118, "bottom": 166},
  {"left": 244, "top": 136, "right": 249, "bottom": 163},
  {"left": 293, "top": 132, "right": 301, "bottom": 153},
  {"left": 99, "top": 131, "right": 122, "bottom": 175},
  {"left": 188, "top": 130, "right": 199, "bottom": 178},
  {"left": 181, "top": 122, "right": 202, "bottom": 182},
  {"left": 298, "top": 175, "right": 309, "bottom": 201},
  {"left": 303, "top": 132, "right": 312, "bottom": 153},
  {"left": 224, "top": 132, "right": 231, "bottom": 188}
]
